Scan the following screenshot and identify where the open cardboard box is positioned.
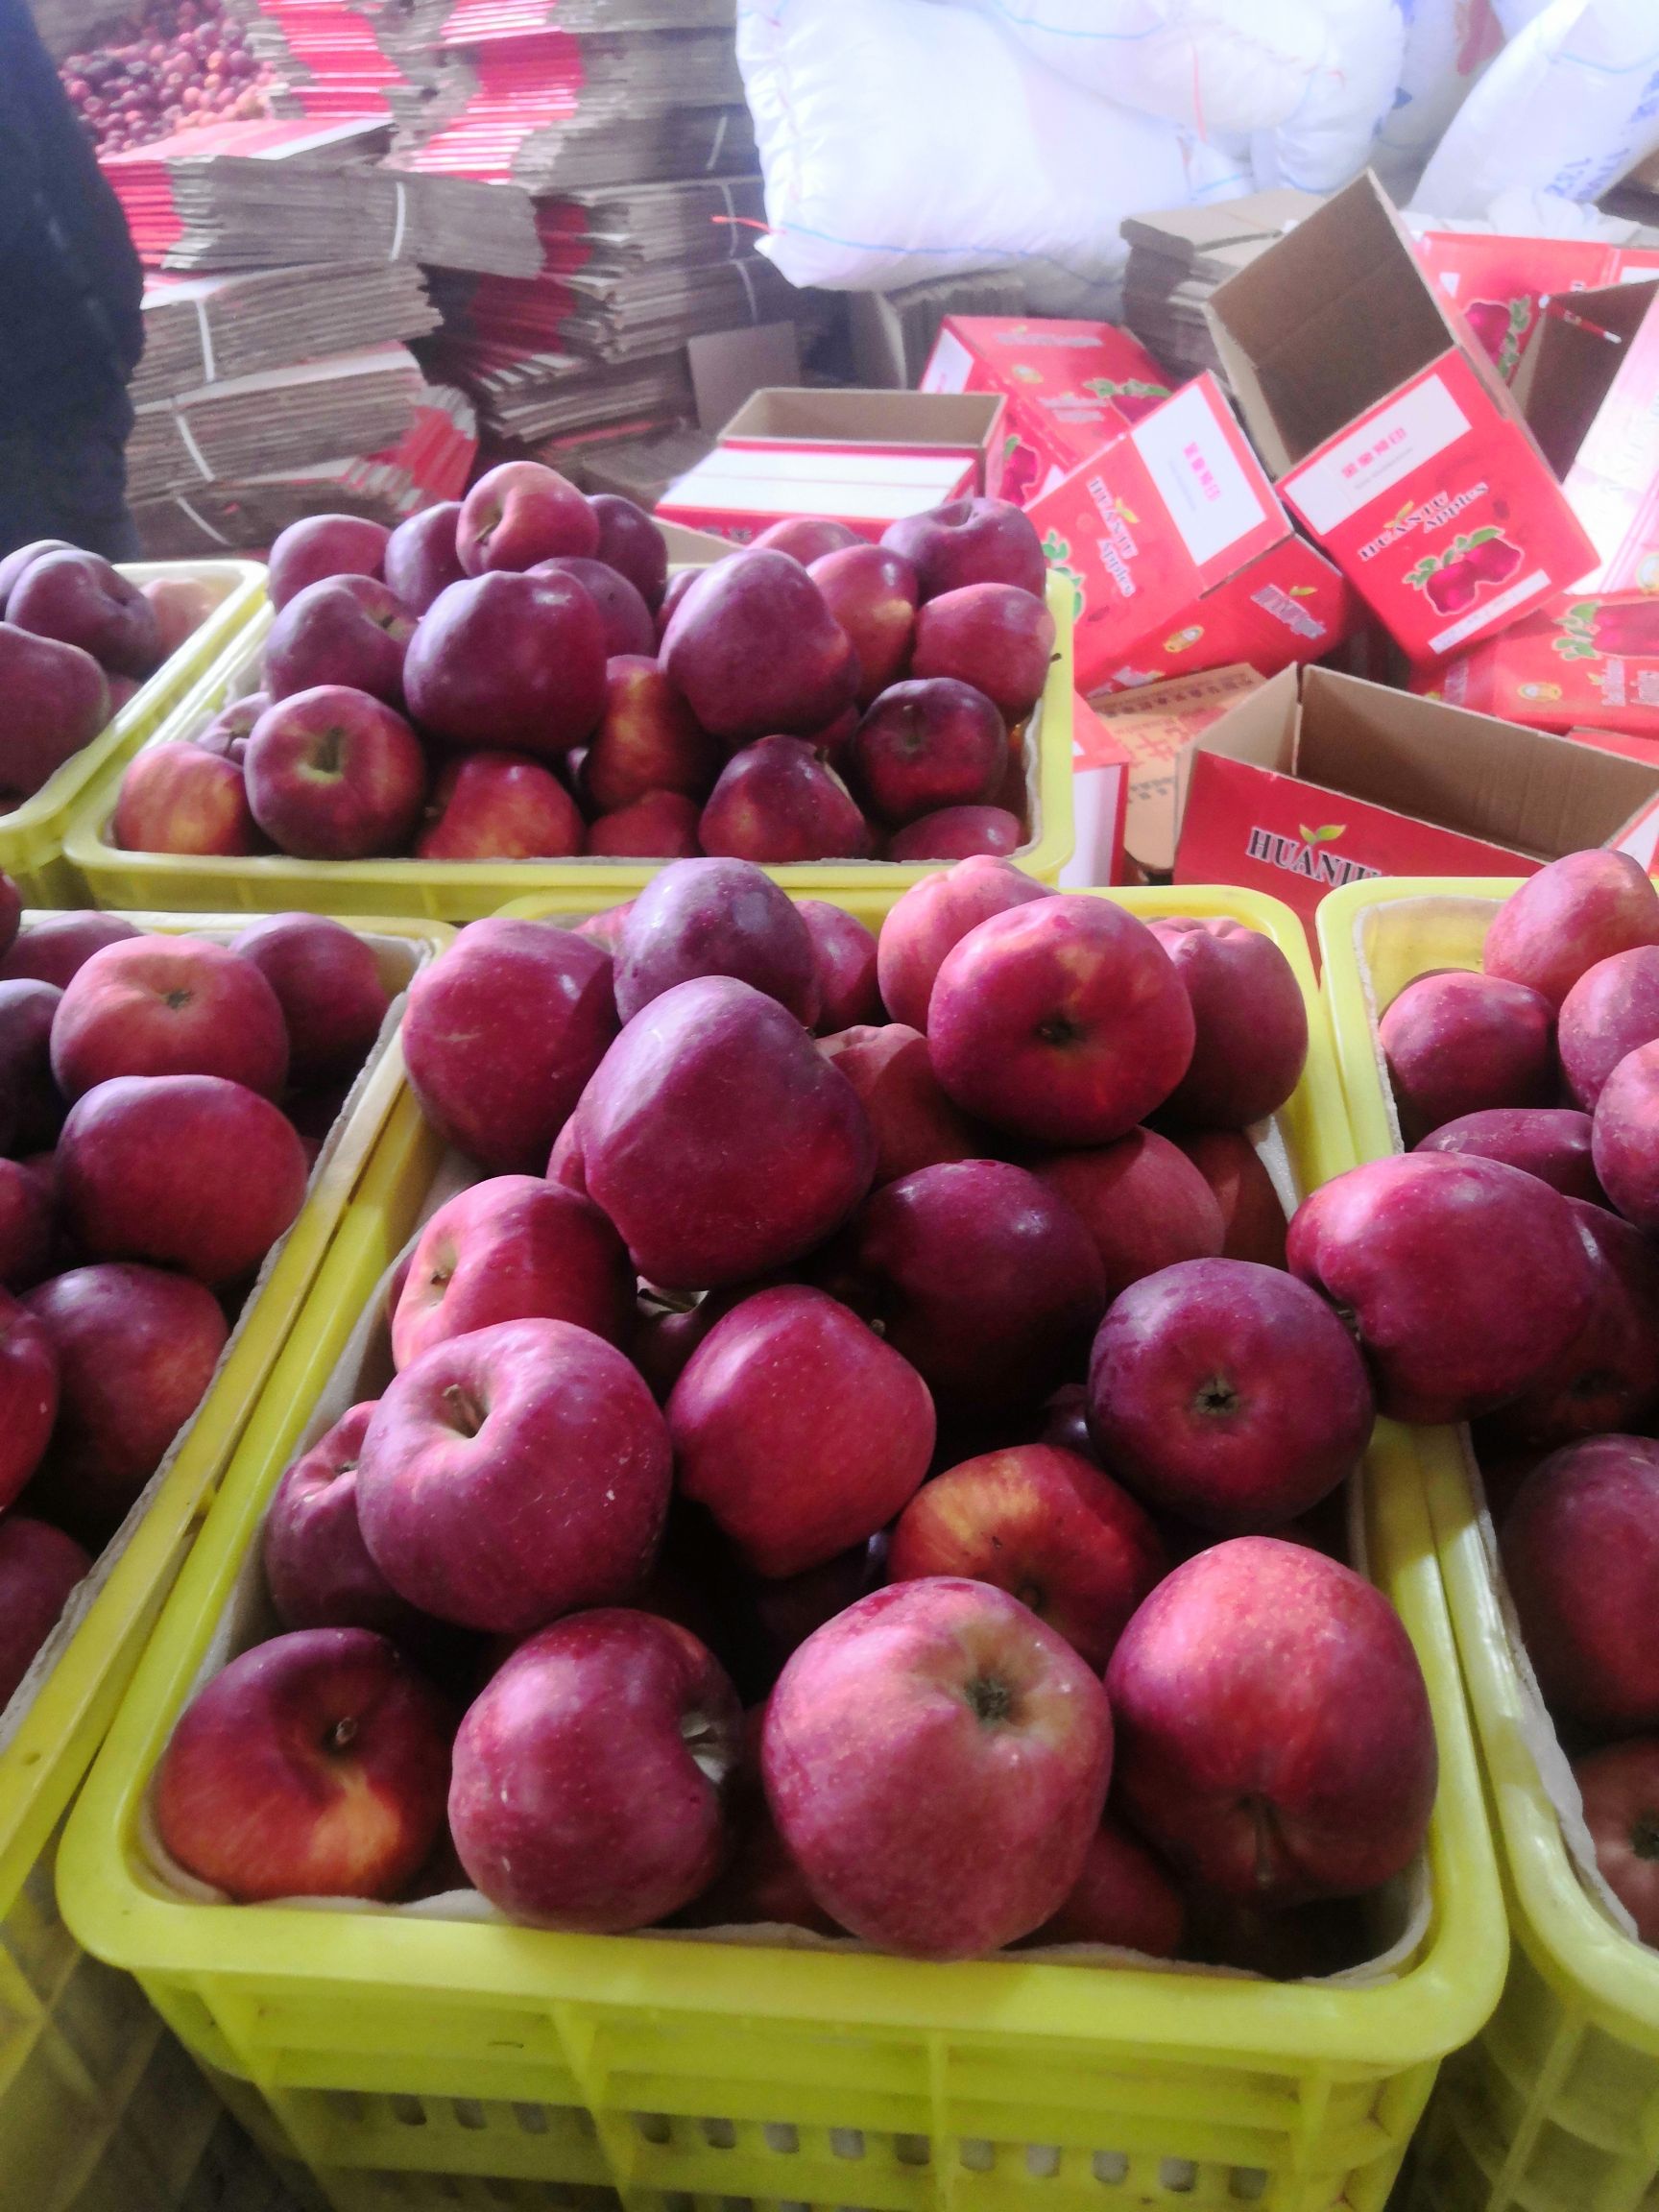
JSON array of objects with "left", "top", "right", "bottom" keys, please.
[
  {"left": 1207, "top": 175, "right": 1598, "bottom": 662},
  {"left": 1172, "top": 663, "right": 1659, "bottom": 947}
]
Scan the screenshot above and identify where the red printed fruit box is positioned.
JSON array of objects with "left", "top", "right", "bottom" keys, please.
[
  {"left": 1061, "top": 691, "right": 1132, "bottom": 890},
  {"left": 1023, "top": 373, "right": 1352, "bottom": 696},
  {"left": 1413, "top": 590, "right": 1659, "bottom": 740},
  {"left": 1414, "top": 229, "right": 1659, "bottom": 382},
  {"left": 1207, "top": 174, "right": 1598, "bottom": 664},
  {"left": 920, "top": 315, "right": 1173, "bottom": 505},
  {"left": 1172, "top": 664, "right": 1659, "bottom": 950}
]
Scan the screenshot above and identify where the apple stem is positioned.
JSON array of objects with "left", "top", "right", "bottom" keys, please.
[
  {"left": 327, "top": 1716, "right": 358, "bottom": 1755},
  {"left": 441, "top": 1382, "right": 486, "bottom": 1438}
]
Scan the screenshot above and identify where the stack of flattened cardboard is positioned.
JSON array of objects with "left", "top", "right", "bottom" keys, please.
[
  {"left": 133, "top": 263, "right": 441, "bottom": 403},
  {"left": 432, "top": 347, "right": 694, "bottom": 447},
  {"left": 429, "top": 252, "right": 790, "bottom": 368},
  {"left": 1119, "top": 191, "right": 1325, "bottom": 388}
]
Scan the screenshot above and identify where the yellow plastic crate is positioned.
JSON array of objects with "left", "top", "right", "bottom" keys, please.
[
  {"left": 0, "top": 910, "right": 449, "bottom": 2212},
  {"left": 58, "top": 884, "right": 1503, "bottom": 2212},
  {"left": 0, "top": 560, "right": 267, "bottom": 907},
  {"left": 1320, "top": 876, "right": 1659, "bottom": 2212},
  {"left": 61, "top": 575, "right": 1075, "bottom": 918}
]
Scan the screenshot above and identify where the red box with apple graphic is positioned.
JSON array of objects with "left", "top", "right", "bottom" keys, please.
[{"left": 1414, "top": 589, "right": 1659, "bottom": 740}]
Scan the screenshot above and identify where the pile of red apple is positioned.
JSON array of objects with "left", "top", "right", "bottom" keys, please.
[
  {"left": 1368, "top": 850, "right": 1659, "bottom": 1952},
  {"left": 111, "top": 467, "right": 1055, "bottom": 871},
  {"left": 0, "top": 541, "right": 215, "bottom": 805},
  {"left": 61, "top": 0, "right": 272, "bottom": 159},
  {"left": 0, "top": 902, "right": 395, "bottom": 1714},
  {"left": 154, "top": 858, "right": 1454, "bottom": 1975}
]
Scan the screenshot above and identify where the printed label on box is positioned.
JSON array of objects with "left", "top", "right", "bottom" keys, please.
[
  {"left": 1131, "top": 379, "right": 1276, "bottom": 569},
  {"left": 1419, "top": 590, "right": 1659, "bottom": 738},
  {"left": 1287, "top": 375, "right": 1470, "bottom": 535}
]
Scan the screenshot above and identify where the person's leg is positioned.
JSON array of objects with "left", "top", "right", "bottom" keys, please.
[{"left": 0, "top": 403, "right": 138, "bottom": 564}]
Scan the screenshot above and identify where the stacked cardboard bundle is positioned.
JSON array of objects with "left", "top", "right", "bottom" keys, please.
[
  {"left": 1119, "top": 191, "right": 1324, "bottom": 387},
  {"left": 539, "top": 177, "right": 767, "bottom": 272},
  {"left": 431, "top": 250, "right": 790, "bottom": 369},
  {"left": 425, "top": 346, "right": 692, "bottom": 447},
  {"left": 133, "top": 262, "right": 441, "bottom": 402}
]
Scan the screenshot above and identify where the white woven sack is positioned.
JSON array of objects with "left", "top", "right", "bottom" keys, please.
[{"left": 1370, "top": 0, "right": 1507, "bottom": 194}]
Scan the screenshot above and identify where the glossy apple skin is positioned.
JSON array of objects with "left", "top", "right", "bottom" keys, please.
[
  {"left": 853, "top": 678, "right": 1004, "bottom": 828},
  {"left": 795, "top": 901, "right": 879, "bottom": 1033},
  {"left": 402, "top": 571, "right": 608, "bottom": 757},
  {"left": 1575, "top": 1739, "right": 1659, "bottom": 1945},
  {"left": 533, "top": 555, "right": 655, "bottom": 660},
  {"left": 357, "top": 1317, "right": 672, "bottom": 1635},
  {"left": 1484, "top": 850, "right": 1659, "bottom": 1009},
  {"left": 1087, "top": 1259, "right": 1375, "bottom": 1534},
  {"left": 876, "top": 854, "right": 1051, "bottom": 1030},
  {"left": 575, "top": 975, "right": 875, "bottom": 1292},
  {"left": 589, "top": 493, "right": 668, "bottom": 611},
  {"left": 754, "top": 517, "right": 864, "bottom": 565},
  {"left": 25, "top": 1262, "right": 226, "bottom": 1538},
  {"left": 1414, "top": 1106, "right": 1606, "bottom": 1204},
  {"left": 816, "top": 1018, "right": 983, "bottom": 1189},
  {"left": 1378, "top": 969, "right": 1555, "bottom": 1142},
  {"left": 262, "top": 1403, "right": 427, "bottom": 1638},
  {"left": 143, "top": 576, "right": 214, "bottom": 658},
  {"left": 267, "top": 515, "right": 389, "bottom": 610},
  {"left": 0, "top": 540, "right": 74, "bottom": 610},
  {"left": 263, "top": 575, "right": 414, "bottom": 709},
  {"left": 587, "top": 791, "right": 701, "bottom": 858},
  {"left": 1035, "top": 1129, "right": 1223, "bottom": 1301},
  {"left": 888, "top": 804, "right": 1023, "bottom": 863},
  {"left": 1488, "top": 1200, "right": 1659, "bottom": 1447},
  {"left": 450, "top": 1609, "right": 740, "bottom": 1931},
  {"left": 1106, "top": 1537, "right": 1436, "bottom": 1906},
  {"left": 400, "top": 919, "right": 617, "bottom": 1172},
  {"left": 0, "top": 1516, "right": 91, "bottom": 1708},
  {"left": 1558, "top": 947, "right": 1659, "bottom": 1112},
  {"left": 457, "top": 460, "right": 599, "bottom": 573},
  {"left": 0, "top": 914, "right": 137, "bottom": 989},
  {"left": 889, "top": 1444, "right": 1165, "bottom": 1671},
  {"left": 154, "top": 1626, "right": 451, "bottom": 1903},
  {"left": 1148, "top": 918, "right": 1309, "bottom": 1130},
  {"left": 232, "top": 913, "right": 390, "bottom": 1088},
  {"left": 662, "top": 550, "right": 859, "bottom": 743},
  {"left": 415, "top": 752, "right": 584, "bottom": 862},
  {"left": 59, "top": 1073, "right": 309, "bottom": 1287},
  {"left": 390, "top": 1175, "right": 634, "bottom": 1367},
  {"left": 835, "top": 1159, "right": 1105, "bottom": 1413},
  {"left": 382, "top": 502, "right": 465, "bottom": 615},
  {"left": 1024, "top": 1815, "right": 1185, "bottom": 1955},
  {"left": 0, "top": 981, "right": 58, "bottom": 1155},
  {"left": 0, "top": 1286, "right": 58, "bottom": 1514},
  {"left": 246, "top": 686, "right": 426, "bottom": 862},
  {"left": 881, "top": 497, "right": 1047, "bottom": 602},
  {"left": 701, "top": 737, "right": 872, "bottom": 864},
  {"left": 0, "top": 1157, "right": 52, "bottom": 1290},
  {"left": 910, "top": 582, "right": 1055, "bottom": 720},
  {"left": 1502, "top": 1435, "right": 1659, "bottom": 1732},
  {"left": 51, "top": 934, "right": 289, "bottom": 1102},
  {"left": 0, "top": 623, "right": 111, "bottom": 798},
  {"left": 763, "top": 1577, "right": 1113, "bottom": 1960},
  {"left": 809, "top": 543, "right": 917, "bottom": 706},
  {"left": 928, "top": 895, "right": 1194, "bottom": 1147},
  {"left": 1286, "top": 1152, "right": 1599, "bottom": 1424},
  {"left": 614, "top": 856, "right": 819, "bottom": 1026},
  {"left": 113, "top": 742, "right": 263, "bottom": 857},
  {"left": 585, "top": 656, "right": 721, "bottom": 812},
  {"left": 676, "top": 1706, "right": 840, "bottom": 1934},
  {"left": 9, "top": 549, "right": 160, "bottom": 677},
  {"left": 668, "top": 1285, "right": 934, "bottom": 1578},
  {"left": 1594, "top": 1039, "right": 1659, "bottom": 1230}
]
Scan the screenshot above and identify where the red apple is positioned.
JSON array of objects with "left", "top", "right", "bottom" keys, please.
[
  {"left": 0, "top": 1286, "right": 58, "bottom": 1513},
  {"left": 1148, "top": 918, "right": 1310, "bottom": 1129},
  {"left": 764, "top": 1577, "right": 1113, "bottom": 1959},
  {"left": 575, "top": 975, "right": 874, "bottom": 1290},
  {"left": 0, "top": 1158, "right": 52, "bottom": 1290},
  {"left": 754, "top": 517, "right": 864, "bottom": 565},
  {"left": 613, "top": 855, "right": 819, "bottom": 1025},
  {"left": 194, "top": 692, "right": 266, "bottom": 764},
  {"left": 532, "top": 555, "right": 654, "bottom": 659},
  {"left": 1106, "top": 1537, "right": 1436, "bottom": 1904},
  {"left": 889, "top": 1443, "right": 1166, "bottom": 1671},
  {"left": 267, "top": 514, "right": 389, "bottom": 610},
  {"left": 804, "top": 700, "right": 860, "bottom": 772},
  {"left": 1484, "top": 850, "right": 1659, "bottom": 1009},
  {"left": 0, "top": 623, "right": 110, "bottom": 797},
  {"left": 853, "top": 678, "right": 1004, "bottom": 828},
  {"left": 662, "top": 550, "right": 859, "bottom": 743},
  {"left": 51, "top": 932, "right": 289, "bottom": 1100},
  {"left": 59, "top": 1073, "right": 309, "bottom": 1286},
  {"left": 1036, "top": 1129, "right": 1225, "bottom": 1300},
  {"left": 911, "top": 582, "right": 1055, "bottom": 719},
  {"left": 25, "top": 1261, "right": 226, "bottom": 1536},
  {"left": 113, "top": 741, "right": 263, "bottom": 856},
  {"left": 587, "top": 790, "right": 701, "bottom": 857},
  {"left": 1087, "top": 1258, "right": 1376, "bottom": 1532},
  {"left": 154, "top": 1626, "right": 451, "bottom": 1902},
  {"left": 888, "top": 805, "right": 1023, "bottom": 861},
  {"left": 1489, "top": 1199, "right": 1659, "bottom": 1446},
  {"left": 142, "top": 575, "right": 215, "bottom": 658},
  {"left": 655, "top": 565, "right": 699, "bottom": 642},
  {"left": 0, "top": 980, "right": 60, "bottom": 1154},
  {"left": 584, "top": 656, "right": 720, "bottom": 813},
  {"left": 415, "top": 751, "right": 584, "bottom": 861},
  {"left": 1025, "top": 1815, "right": 1185, "bottom": 1955},
  {"left": 381, "top": 501, "right": 465, "bottom": 615},
  {"left": 1559, "top": 947, "right": 1659, "bottom": 1112},
  {"left": 798, "top": 900, "right": 879, "bottom": 1031},
  {"left": 0, "top": 873, "right": 18, "bottom": 962},
  {"left": 391, "top": 1174, "right": 634, "bottom": 1366},
  {"left": 402, "top": 571, "right": 607, "bottom": 757},
  {"left": 1415, "top": 1106, "right": 1606, "bottom": 1203},
  {"left": 1286, "top": 1152, "right": 1598, "bottom": 1423},
  {"left": 262, "top": 1403, "right": 426, "bottom": 1638},
  {"left": 9, "top": 549, "right": 160, "bottom": 677},
  {"left": 232, "top": 912, "right": 390, "bottom": 1087},
  {"left": 0, "top": 1516, "right": 90, "bottom": 1709},
  {"left": 808, "top": 543, "right": 918, "bottom": 705},
  {"left": 834, "top": 1159, "right": 1104, "bottom": 1412},
  {"left": 676, "top": 1706, "right": 840, "bottom": 1933},
  {"left": 357, "top": 1317, "right": 671, "bottom": 1634},
  {"left": 449, "top": 1609, "right": 740, "bottom": 1930},
  {"left": 588, "top": 493, "right": 668, "bottom": 611},
  {"left": 457, "top": 460, "right": 599, "bottom": 573},
  {"left": 882, "top": 497, "right": 1046, "bottom": 602},
  {"left": 1173, "top": 1129, "right": 1289, "bottom": 1268},
  {"left": 668, "top": 1285, "right": 934, "bottom": 1578},
  {"left": 0, "top": 540, "right": 74, "bottom": 612},
  {"left": 876, "top": 853, "right": 1052, "bottom": 1029},
  {"left": 1574, "top": 1738, "right": 1659, "bottom": 1945},
  {"left": 701, "top": 736, "right": 872, "bottom": 863},
  {"left": 400, "top": 919, "right": 617, "bottom": 1172},
  {"left": 927, "top": 894, "right": 1194, "bottom": 1145},
  {"left": 1379, "top": 968, "right": 1555, "bottom": 1142},
  {"left": 246, "top": 685, "right": 425, "bottom": 860},
  {"left": 815, "top": 1022, "right": 981, "bottom": 1186},
  {"left": 263, "top": 575, "right": 414, "bottom": 709},
  {"left": 0, "top": 913, "right": 137, "bottom": 988},
  {"left": 1593, "top": 1039, "right": 1659, "bottom": 1229}
]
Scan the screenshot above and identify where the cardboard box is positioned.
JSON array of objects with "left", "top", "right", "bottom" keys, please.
[
  {"left": 850, "top": 274, "right": 1027, "bottom": 391},
  {"left": 1087, "top": 663, "right": 1267, "bottom": 877},
  {"left": 1119, "top": 191, "right": 1326, "bottom": 383},
  {"left": 919, "top": 315, "right": 1174, "bottom": 503},
  {"left": 1022, "top": 373, "right": 1355, "bottom": 695},
  {"left": 654, "top": 440, "right": 977, "bottom": 543},
  {"left": 1414, "top": 230, "right": 1659, "bottom": 383},
  {"left": 718, "top": 388, "right": 1008, "bottom": 493},
  {"left": 1413, "top": 589, "right": 1659, "bottom": 740},
  {"left": 1513, "top": 278, "right": 1659, "bottom": 591},
  {"left": 1173, "top": 664, "right": 1659, "bottom": 947},
  {"left": 1061, "top": 689, "right": 1132, "bottom": 890},
  {"left": 1206, "top": 175, "right": 1598, "bottom": 663}
]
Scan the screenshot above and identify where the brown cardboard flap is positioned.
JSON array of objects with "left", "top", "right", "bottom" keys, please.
[
  {"left": 1297, "top": 666, "right": 1659, "bottom": 854},
  {"left": 1515, "top": 279, "right": 1659, "bottom": 478},
  {"left": 719, "top": 388, "right": 1002, "bottom": 448},
  {"left": 1119, "top": 191, "right": 1325, "bottom": 268},
  {"left": 1175, "top": 665, "right": 1300, "bottom": 816}
]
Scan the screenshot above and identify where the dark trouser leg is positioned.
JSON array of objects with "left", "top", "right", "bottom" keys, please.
[{"left": 0, "top": 405, "right": 138, "bottom": 564}]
